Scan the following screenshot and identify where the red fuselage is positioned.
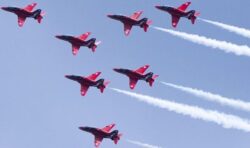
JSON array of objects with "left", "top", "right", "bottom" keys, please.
[
  {"left": 65, "top": 75, "right": 101, "bottom": 87},
  {"left": 113, "top": 68, "right": 147, "bottom": 80},
  {"left": 107, "top": 14, "right": 141, "bottom": 26},
  {"left": 55, "top": 35, "right": 94, "bottom": 47},
  {"left": 156, "top": 6, "right": 190, "bottom": 18},
  {"left": 79, "top": 126, "right": 120, "bottom": 141}
]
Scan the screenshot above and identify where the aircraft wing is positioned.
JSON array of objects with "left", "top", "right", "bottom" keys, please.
[
  {"left": 94, "top": 136, "right": 103, "bottom": 148},
  {"left": 129, "top": 78, "right": 138, "bottom": 89},
  {"left": 23, "top": 3, "right": 37, "bottom": 12},
  {"left": 177, "top": 2, "right": 191, "bottom": 11},
  {"left": 123, "top": 23, "right": 133, "bottom": 36},
  {"left": 80, "top": 85, "right": 89, "bottom": 96},
  {"left": 78, "top": 32, "right": 91, "bottom": 41},
  {"left": 135, "top": 65, "right": 150, "bottom": 74},
  {"left": 101, "top": 123, "right": 115, "bottom": 133},
  {"left": 130, "top": 11, "right": 143, "bottom": 20},
  {"left": 87, "top": 72, "right": 101, "bottom": 81},
  {"left": 171, "top": 15, "right": 180, "bottom": 28},
  {"left": 17, "top": 16, "right": 26, "bottom": 27},
  {"left": 72, "top": 45, "right": 80, "bottom": 55}
]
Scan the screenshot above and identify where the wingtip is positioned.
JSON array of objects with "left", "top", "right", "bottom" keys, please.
[
  {"left": 95, "top": 72, "right": 102, "bottom": 75},
  {"left": 130, "top": 85, "right": 135, "bottom": 90},
  {"left": 172, "top": 23, "right": 177, "bottom": 28},
  {"left": 124, "top": 31, "right": 130, "bottom": 36},
  {"left": 18, "top": 23, "right": 24, "bottom": 27},
  {"left": 81, "top": 92, "right": 86, "bottom": 96},
  {"left": 137, "top": 10, "right": 143, "bottom": 13},
  {"left": 85, "top": 32, "right": 91, "bottom": 35},
  {"left": 72, "top": 51, "right": 77, "bottom": 56},
  {"left": 31, "top": 3, "right": 38, "bottom": 7}
]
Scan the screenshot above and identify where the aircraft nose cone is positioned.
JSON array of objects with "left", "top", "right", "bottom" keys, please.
[
  {"left": 155, "top": 5, "right": 165, "bottom": 10},
  {"left": 113, "top": 68, "right": 119, "bottom": 72},
  {"left": 107, "top": 14, "right": 114, "bottom": 18},
  {"left": 55, "top": 35, "right": 62, "bottom": 39},
  {"left": 79, "top": 127, "right": 84, "bottom": 131},
  {"left": 65, "top": 75, "right": 70, "bottom": 79},
  {"left": 1, "top": 7, "right": 7, "bottom": 10},
  {"left": 155, "top": 5, "right": 161, "bottom": 9}
]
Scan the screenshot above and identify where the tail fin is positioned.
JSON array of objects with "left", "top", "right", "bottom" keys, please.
[
  {"left": 32, "top": 9, "right": 45, "bottom": 23},
  {"left": 190, "top": 12, "right": 200, "bottom": 24},
  {"left": 113, "top": 134, "right": 122, "bottom": 144},
  {"left": 99, "top": 80, "right": 110, "bottom": 93},
  {"left": 37, "top": 11, "right": 45, "bottom": 23},
  {"left": 148, "top": 75, "right": 159, "bottom": 87},
  {"left": 139, "top": 18, "right": 152, "bottom": 32},
  {"left": 91, "top": 41, "right": 101, "bottom": 52},
  {"left": 143, "top": 20, "right": 153, "bottom": 32}
]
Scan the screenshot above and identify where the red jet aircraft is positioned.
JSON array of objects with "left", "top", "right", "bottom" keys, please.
[
  {"left": 65, "top": 72, "right": 109, "bottom": 96},
  {"left": 79, "top": 123, "right": 122, "bottom": 148},
  {"left": 56, "top": 32, "right": 101, "bottom": 56},
  {"left": 107, "top": 11, "right": 152, "bottom": 36},
  {"left": 113, "top": 65, "right": 159, "bottom": 89},
  {"left": 155, "top": 2, "right": 200, "bottom": 28},
  {"left": 1, "top": 3, "right": 45, "bottom": 27}
]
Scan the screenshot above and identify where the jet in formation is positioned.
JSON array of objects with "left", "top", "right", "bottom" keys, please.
[
  {"left": 65, "top": 72, "right": 109, "bottom": 96},
  {"left": 155, "top": 2, "right": 200, "bottom": 28},
  {"left": 79, "top": 123, "right": 122, "bottom": 148},
  {"left": 107, "top": 11, "right": 152, "bottom": 36},
  {"left": 56, "top": 32, "right": 101, "bottom": 56},
  {"left": 114, "top": 65, "right": 158, "bottom": 89},
  {"left": 1, "top": 3, "right": 45, "bottom": 27}
]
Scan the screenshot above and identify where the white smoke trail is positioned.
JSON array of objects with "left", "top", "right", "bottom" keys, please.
[
  {"left": 153, "top": 26, "right": 250, "bottom": 57},
  {"left": 127, "top": 139, "right": 162, "bottom": 148},
  {"left": 111, "top": 88, "right": 250, "bottom": 132},
  {"left": 161, "top": 82, "right": 250, "bottom": 112},
  {"left": 199, "top": 18, "right": 250, "bottom": 39}
]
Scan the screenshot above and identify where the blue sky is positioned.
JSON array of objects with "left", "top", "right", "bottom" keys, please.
[{"left": 0, "top": 0, "right": 249, "bottom": 148}]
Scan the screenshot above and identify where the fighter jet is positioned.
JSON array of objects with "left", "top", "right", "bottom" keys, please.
[
  {"left": 1, "top": 3, "right": 45, "bottom": 27},
  {"left": 107, "top": 11, "right": 152, "bottom": 36},
  {"left": 113, "top": 65, "right": 159, "bottom": 89},
  {"left": 155, "top": 2, "right": 200, "bottom": 28},
  {"left": 55, "top": 32, "right": 101, "bottom": 56},
  {"left": 65, "top": 72, "right": 109, "bottom": 96},
  {"left": 79, "top": 123, "right": 122, "bottom": 148}
]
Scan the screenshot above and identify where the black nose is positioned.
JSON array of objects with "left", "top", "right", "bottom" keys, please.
[
  {"left": 113, "top": 68, "right": 119, "bottom": 72},
  {"left": 155, "top": 5, "right": 162, "bottom": 9},
  {"left": 79, "top": 127, "right": 85, "bottom": 131},
  {"left": 107, "top": 14, "right": 114, "bottom": 18}
]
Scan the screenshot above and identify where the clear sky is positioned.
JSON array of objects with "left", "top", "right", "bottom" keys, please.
[{"left": 0, "top": 0, "right": 250, "bottom": 148}]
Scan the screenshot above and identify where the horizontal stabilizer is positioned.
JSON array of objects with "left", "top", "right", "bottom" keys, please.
[{"left": 113, "top": 134, "right": 122, "bottom": 144}]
